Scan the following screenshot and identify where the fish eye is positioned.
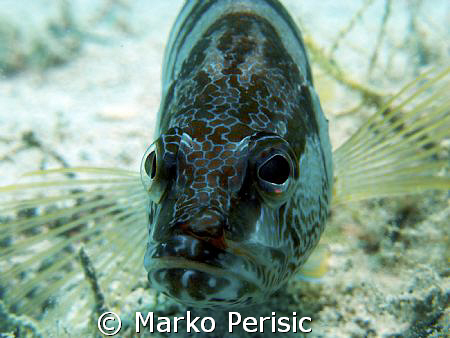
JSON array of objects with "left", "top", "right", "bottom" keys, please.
[
  {"left": 258, "top": 154, "right": 290, "bottom": 184},
  {"left": 144, "top": 150, "right": 157, "bottom": 179},
  {"left": 256, "top": 152, "right": 295, "bottom": 206},
  {"left": 141, "top": 143, "right": 158, "bottom": 182},
  {"left": 140, "top": 142, "right": 168, "bottom": 204}
]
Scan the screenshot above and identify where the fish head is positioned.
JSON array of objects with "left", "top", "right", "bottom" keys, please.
[{"left": 141, "top": 125, "right": 302, "bottom": 308}]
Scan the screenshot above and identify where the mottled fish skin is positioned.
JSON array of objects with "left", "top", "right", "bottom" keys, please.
[{"left": 141, "top": 0, "right": 332, "bottom": 308}]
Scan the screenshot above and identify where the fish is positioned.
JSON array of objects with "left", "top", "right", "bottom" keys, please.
[
  {"left": 143, "top": 0, "right": 333, "bottom": 308},
  {"left": 0, "top": 0, "right": 449, "bottom": 333}
]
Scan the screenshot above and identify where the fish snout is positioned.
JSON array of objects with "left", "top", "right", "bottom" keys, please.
[{"left": 179, "top": 208, "right": 227, "bottom": 249}]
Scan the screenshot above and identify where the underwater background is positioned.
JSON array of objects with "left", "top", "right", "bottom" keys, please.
[{"left": 0, "top": 0, "right": 448, "bottom": 337}]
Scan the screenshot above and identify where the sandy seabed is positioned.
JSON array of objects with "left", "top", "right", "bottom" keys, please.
[{"left": 0, "top": 0, "right": 448, "bottom": 337}]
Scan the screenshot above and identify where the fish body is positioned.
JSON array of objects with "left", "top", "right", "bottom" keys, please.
[{"left": 142, "top": 0, "right": 332, "bottom": 307}]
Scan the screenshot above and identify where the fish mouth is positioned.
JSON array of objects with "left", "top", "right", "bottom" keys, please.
[{"left": 144, "top": 235, "right": 261, "bottom": 307}]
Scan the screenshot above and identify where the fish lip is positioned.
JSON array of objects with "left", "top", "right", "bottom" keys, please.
[
  {"left": 148, "top": 256, "right": 239, "bottom": 281},
  {"left": 144, "top": 235, "right": 265, "bottom": 307},
  {"left": 144, "top": 234, "right": 262, "bottom": 288},
  {"left": 145, "top": 235, "right": 235, "bottom": 271}
]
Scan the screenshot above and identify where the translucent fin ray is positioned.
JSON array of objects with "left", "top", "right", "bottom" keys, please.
[
  {"left": 13, "top": 209, "right": 147, "bottom": 313},
  {"left": 0, "top": 167, "right": 149, "bottom": 318},
  {"left": 333, "top": 68, "right": 450, "bottom": 204},
  {"left": 295, "top": 244, "right": 330, "bottom": 282}
]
